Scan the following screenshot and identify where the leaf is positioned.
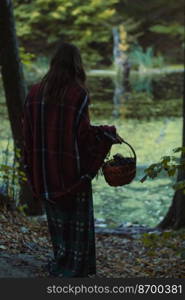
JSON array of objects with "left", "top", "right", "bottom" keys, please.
[
  {"left": 162, "top": 156, "right": 171, "bottom": 162},
  {"left": 173, "top": 147, "right": 185, "bottom": 153},
  {"left": 173, "top": 180, "right": 185, "bottom": 191},
  {"left": 167, "top": 168, "right": 176, "bottom": 176}
]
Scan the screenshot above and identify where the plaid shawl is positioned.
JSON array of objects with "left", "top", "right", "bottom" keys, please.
[{"left": 22, "top": 82, "right": 117, "bottom": 202}]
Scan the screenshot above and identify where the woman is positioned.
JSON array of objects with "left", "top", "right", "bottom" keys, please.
[{"left": 22, "top": 42, "right": 122, "bottom": 277}]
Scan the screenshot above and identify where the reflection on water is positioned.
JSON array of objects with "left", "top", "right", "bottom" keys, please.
[
  {"left": 87, "top": 71, "right": 183, "bottom": 227},
  {"left": 87, "top": 71, "right": 183, "bottom": 120}
]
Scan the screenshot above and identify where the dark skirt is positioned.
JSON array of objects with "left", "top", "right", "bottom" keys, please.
[{"left": 43, "top": 184, "right": 96, "bottom": 277}]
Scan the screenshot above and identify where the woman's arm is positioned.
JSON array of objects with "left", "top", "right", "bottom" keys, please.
[{"left": 77, "top": 94, "right": 121, "bottom": 178}]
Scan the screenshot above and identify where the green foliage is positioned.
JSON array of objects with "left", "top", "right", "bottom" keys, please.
[
  {"left": 129, "top": 45, "right": 165, "bottom": 71},
  {"left": 121, "top": 18, "right": 142, "bottom": 44},
  {"left": 14, "top": 0, "right": 183, "bottom": 66},
  {"left": 14, "top": 0, "right": 119, "bottom": 67},
  {"left": 141, "top": 147, "right": 185, "bottom": 192},
  {"left": 141, "top": 232, "right": 161, "bottom": 249},
  {"left": 16, "top": 203, "right": 28, "bottom": 216},
  {"left": 150, "top": 24, "right": 184, "bottom": 39},
  {"left": 0, "top": 163, "right": 26, "bottom": 182},
  {"left": 140, "top": 230, "right": 185, "bottom": 258},
  {"left": 150, "top": 23, "right": 184, "bottom": 49},
  {"left": 116, "top": 0, "right": 184, "bottom": 63},
  {"left": 19, "top": 47, "right": 35, "bottom": 66},
  {"left": 0, "top": 144, "right": 26, "bottom": 203}
]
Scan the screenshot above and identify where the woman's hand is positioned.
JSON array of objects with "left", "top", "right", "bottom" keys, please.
[{"left": 115, "top": 133, "right": 124, "bottom": 144}]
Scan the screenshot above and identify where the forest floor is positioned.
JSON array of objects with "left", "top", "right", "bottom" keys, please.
[{"left": 0, "top": 206, "right": 185, "bottom": 278}]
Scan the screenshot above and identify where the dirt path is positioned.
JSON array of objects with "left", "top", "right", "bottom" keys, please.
[
  {"left": 0, "top": 208, "right": 185, "bottom": 278},
  {"left": 0, "top": 251, "right": 45, "bottom": 277}
]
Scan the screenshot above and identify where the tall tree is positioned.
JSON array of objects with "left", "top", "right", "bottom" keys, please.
[
  {"left": 142, "top": 73, "right": 185, "bottom": 229},
  {"left": 158, "top": 73, "right": 185, "bottom": 229},
  {"left": 0, "top": 0, "right": 42, "bottom": 215}
]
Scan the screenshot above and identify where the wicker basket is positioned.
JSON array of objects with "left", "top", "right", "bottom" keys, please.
[{"left": 102, "top": 140, "right": 136, "bottom": 186}]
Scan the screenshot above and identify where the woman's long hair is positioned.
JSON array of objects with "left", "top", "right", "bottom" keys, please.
[{"left": 40, "top": 42, "right": 87, "bottom": 102}]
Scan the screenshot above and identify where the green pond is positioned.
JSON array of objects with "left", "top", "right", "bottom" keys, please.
[
  {"left": 88, "top": 70, "right": 183, "bottom": 228},
  {"left": 0, "top": 68, "right": 184, "bottom": 228}
]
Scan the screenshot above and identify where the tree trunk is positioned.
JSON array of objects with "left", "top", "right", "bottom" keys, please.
[
  {"left": 157, "top": 73, "right": 185, "bottom": 229},
  {"left": 0, "top": 0, "right": 43, "bottom": 215}
]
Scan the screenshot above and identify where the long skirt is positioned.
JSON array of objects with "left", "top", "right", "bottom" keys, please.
[{"left": 43, "top": 184, "right": 96, "bottom": 277}]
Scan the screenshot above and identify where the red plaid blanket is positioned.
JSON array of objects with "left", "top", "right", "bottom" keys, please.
[{"left": 22, "top": 83, "right": 117, "bottom": 202}]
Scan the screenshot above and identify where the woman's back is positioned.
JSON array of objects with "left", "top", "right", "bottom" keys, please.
[{"left": 23, "top": 81, "right": 89, "bottom": 201}]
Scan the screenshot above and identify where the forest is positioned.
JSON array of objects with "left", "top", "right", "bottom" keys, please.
[{"left": 0, "top": 0, "right": 185, "bottom": 279}]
